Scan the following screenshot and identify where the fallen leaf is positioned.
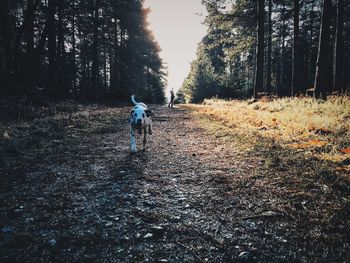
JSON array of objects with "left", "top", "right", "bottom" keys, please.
[
  {"left": 308, "top": 139, "right": 327, "bottom": 146},
  {"left": 340, "top": 147, "right": 350, "bottom": 154}
]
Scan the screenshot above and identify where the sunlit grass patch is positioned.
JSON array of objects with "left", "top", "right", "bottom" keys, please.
[{"left": 183, "top": 96, "right": 350, "bottom": 173}]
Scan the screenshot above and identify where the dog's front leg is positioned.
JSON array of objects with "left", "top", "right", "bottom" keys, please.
[
  {"left": 142, "top": 128, "right": 147, "bottom": 149},
  {"left": 130, "top": 127, "right": 137, "bottom": 152}
]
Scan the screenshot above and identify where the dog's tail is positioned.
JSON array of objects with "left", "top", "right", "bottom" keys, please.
[{"left": 131, "top": 95, "right": 138, "bottom": 106}]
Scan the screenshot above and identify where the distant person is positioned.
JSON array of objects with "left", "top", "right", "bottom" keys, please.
[{"left": 168, "top": 89, "right": 175, "bottom": 108}]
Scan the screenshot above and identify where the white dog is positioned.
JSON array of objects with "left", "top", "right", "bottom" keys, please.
[{"left": 129, "top": 95, "right": 154, "bottom": 152}]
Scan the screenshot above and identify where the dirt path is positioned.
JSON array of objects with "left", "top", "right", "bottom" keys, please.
[{"left": 1, "top": 105, "right": 349, "bottom": 262}]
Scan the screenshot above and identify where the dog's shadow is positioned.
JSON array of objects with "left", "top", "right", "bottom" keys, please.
[
  {"left": 128, "top": 149, "right": 149, "bottom": 162},
  {"left": 110, "top": 149, "right": 149, "bottom": 181}
]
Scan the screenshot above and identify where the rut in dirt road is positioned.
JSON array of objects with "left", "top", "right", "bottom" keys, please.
[{"left": 1, "top": 105, "right": 348, "bottom": 262}]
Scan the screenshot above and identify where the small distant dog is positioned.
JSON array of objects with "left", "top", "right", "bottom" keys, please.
[{"left": 129, "top": 95, "right": 154, "bottom": 152}]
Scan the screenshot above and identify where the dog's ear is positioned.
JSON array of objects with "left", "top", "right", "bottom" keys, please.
[{"left": 145, "top": 109, "right": 154, "bottom": 117}]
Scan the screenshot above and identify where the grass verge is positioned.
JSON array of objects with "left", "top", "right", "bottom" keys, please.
[
  {"left": 183, "top": 98, "right": 350, "bottom": 249},
  {"left": 183, "top": 96, "right": 350, "bottom": 180}
]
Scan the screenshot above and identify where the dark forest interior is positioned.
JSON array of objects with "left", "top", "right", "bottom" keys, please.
[{"left": 0, "top": 0, "right": 166, "bottom": 103}]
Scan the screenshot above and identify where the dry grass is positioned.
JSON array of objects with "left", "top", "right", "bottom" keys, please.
[{"left": 183, "top": 96, "right": 350, "bottom": 174}]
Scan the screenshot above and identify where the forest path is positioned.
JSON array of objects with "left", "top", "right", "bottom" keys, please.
[{"left": 1, "top": 105, "right": 348, "bottom": 262}]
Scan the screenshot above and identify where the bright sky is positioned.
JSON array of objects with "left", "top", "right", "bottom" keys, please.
[{"left": 144, "top": 0, "right": 207, "bottom": 95}]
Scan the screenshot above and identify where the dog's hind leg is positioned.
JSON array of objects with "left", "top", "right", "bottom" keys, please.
[
  {"left": 130, "top": 128, "right": 137, "bottom": 152},
  {"left": 148, "top": 123, "right": 152, "bottom": 135},
  {"left": 143, "top": 128, "right": 147, "bottom": 149}
]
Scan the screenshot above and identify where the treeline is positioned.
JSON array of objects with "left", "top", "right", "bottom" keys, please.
[
  {"left": 179, "top": 0, "right": 350, "bottom": 103},
  {"left": 0, "top": 0, "right": 166, "bottom": 103}
]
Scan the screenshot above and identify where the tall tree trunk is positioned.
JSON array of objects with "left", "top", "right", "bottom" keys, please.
[
  {"left": 57, "top": 0, "right": 66, "bottom": 98},
  {"left": 91, "top": 0, "right": 100, "bottom": 99},
  {"left": 13, "top": 0, "right": 40, "bottom": 89},
  {"left": 109, "top": 44, "right": 115, "bottom": 94},
  {"left": 109, "top": 18, "right": 117, "bottom": 96},
  {"left": 71, "top": 2, "right": 77, "bottom": 98},
  {"left": 307, "top": 3, "right": 316, "bottom": 86},
  {"left": 278, "top": 5, "right": 286, "bottom": 96},
  {"left": 0, "top": 0, "right": 13, "bottom": 94},
  {"left": 314, "top": 0, "right": 333, "bottom": 98},
  {"left": 266, "top": 0, "right": 272, "bottom": 94},
  {"left": 79, "top": 19, "right": 87, "bottom": 98},
  {"left": 118, "top": 27, "right": 126, "bottom": 98},
  {"left": 292, "top": 0, "right": 300, "bottom": 96},
  {"left": 333, "top": 0, "right": 344, "bottom": 92},
  {"left": 254, "top": 0, "right": 265, "bottom": 98},
  {"left": 104, "top": 45, "right": 107, "bottom": 92},
  {"left": 25, "top": 0, "right": 35, "bottom": 56},
  {"left": 25, "top": 0, "right": 36, "bottom": 94},
  {"left": 28, "top": 12, "right": 50, "bottom": 94},
  {"left": 346, "top": 33, "right": 350, "bottom": 93},
  {"left": 48, "top": 0, "right": 57, "bottom": 99}
]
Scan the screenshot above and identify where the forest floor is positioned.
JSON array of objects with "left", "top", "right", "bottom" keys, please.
[{"left": 0, "top": 101, "right": 349, "bottom": 262}]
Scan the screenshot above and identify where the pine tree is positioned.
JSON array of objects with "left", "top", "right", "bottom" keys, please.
[{"left": 0, "top": 0, "right": 165, "bottom": 103}]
